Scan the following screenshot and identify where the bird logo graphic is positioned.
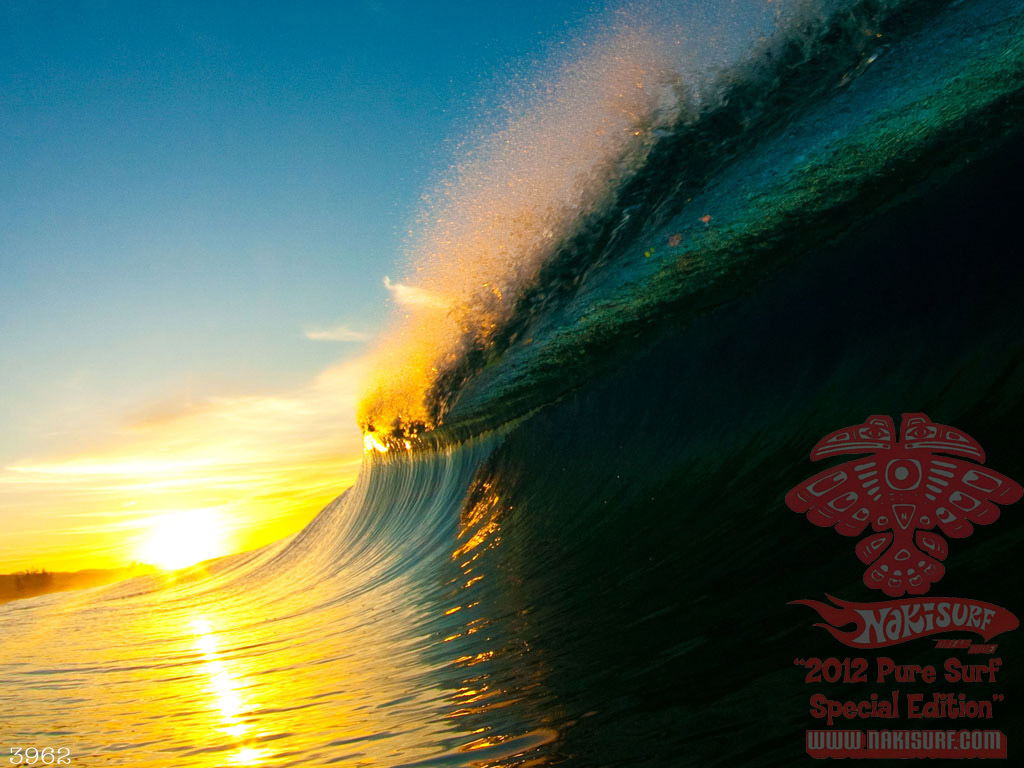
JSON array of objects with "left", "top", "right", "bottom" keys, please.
[{"left": 787, "top": 414, "right": 1022, "bottom": 597}]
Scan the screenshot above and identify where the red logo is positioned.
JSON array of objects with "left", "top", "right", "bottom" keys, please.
[
  {"left": 789, "top": 594, "right": 1019, "bottom": 649},
  {"left": 786, "top": 413, "right": 1022, "bottom": 597}
]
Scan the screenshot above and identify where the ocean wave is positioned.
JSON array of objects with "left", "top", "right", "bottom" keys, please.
[{"left": 355, "top": 0, "right": 1003, "bottom": 443}]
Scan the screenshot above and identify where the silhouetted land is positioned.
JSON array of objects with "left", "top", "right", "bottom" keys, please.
[{"left": 0, "top": 565, "right": 155, "bottom": 604}]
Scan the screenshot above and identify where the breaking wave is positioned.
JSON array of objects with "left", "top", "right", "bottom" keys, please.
[{"left": 4, "top": 1, "right": 1024, "bottom": 765}]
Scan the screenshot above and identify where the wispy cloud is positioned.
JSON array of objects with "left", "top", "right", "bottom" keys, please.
[
  {"left": 382, "top": 276, "right": 448, "bottom": 310},
  {"left": 0, "top": 356, "right": 371, "bottom": 572},
  {"left": 303, "top": 325, "right": 370, "bottom": 343}
]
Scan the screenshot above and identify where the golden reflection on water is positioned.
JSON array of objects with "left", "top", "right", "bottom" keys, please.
[
  {"left": 0, "top": 459, "right": 556, "bottom": 767},
  {"left": 81, "top": 561, "right": 473, "bottom": 768},
  {"left": 432, "top": 476, "right": 557, "bottom": 767},
  {"left": 189, "top": 617, "right": 268, "bottom": 765},
  {"left": 229, "top": 748, "right": 269, "bottom": 766}
]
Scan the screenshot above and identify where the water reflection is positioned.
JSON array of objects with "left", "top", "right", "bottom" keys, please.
[
  {"left": 420, "top": 464, "right": 561, "bottom": 767},
  {"left": 0, "top": 445, "right": 557, "bottom": 767},
  {"left": 189, "top": 617, "right": 268, "bottom": 764}
]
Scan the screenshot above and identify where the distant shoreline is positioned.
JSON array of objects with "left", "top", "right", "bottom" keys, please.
[{"left": 0, "top": 565, "right": 156, "bottom": 605}]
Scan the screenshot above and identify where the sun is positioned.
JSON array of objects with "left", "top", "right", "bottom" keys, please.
[{"left": 139, "top": 508, "right": 229, "bottom": 570}]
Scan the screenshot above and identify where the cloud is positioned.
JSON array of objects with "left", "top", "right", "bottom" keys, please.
[
  {"left": 0, "top": 355, "right": 372, "bottom": 572},
  {"left": 303, "top": 325, "right": 370, "bottom": 343},
  {"left": 382, "top": 276, "right": 448, "bottom": 310}
]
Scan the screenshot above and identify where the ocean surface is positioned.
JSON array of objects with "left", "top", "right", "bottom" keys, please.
[{"left": 2, "top": 0, "right": 1023, "bottom": 765}]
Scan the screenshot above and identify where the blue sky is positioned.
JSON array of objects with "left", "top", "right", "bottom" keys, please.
[{"left": 1, "top": 0, "right": 608, "bottom": 464}]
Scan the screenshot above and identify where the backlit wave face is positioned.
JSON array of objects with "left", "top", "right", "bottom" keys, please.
[
  {"left": 354, "top": 0, "right": 903, "bottom": 439},
  {"left": 357, "top": 20, "right": 685, "bottom": 436}
]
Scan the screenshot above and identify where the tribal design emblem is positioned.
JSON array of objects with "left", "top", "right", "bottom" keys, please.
[{"left": 787, "top": 414, "right": 1022, "bottom": 597}]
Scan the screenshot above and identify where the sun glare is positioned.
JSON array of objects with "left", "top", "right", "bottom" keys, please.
[{"left": 139, "top": 509, "right": 229, "bottom": 570}]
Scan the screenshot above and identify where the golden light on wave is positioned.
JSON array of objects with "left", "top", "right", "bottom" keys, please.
[
  {"left": 139, "top": 509, "right": 229, "bottom": 570},
  {"left": 363, "top": 432, "right": 390, "bottom": 453},
  {"left": 357, "top": 22, "right": 683, "bottom": 436}
]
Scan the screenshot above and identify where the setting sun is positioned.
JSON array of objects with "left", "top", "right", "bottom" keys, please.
[{"left": 139, "top": 509, "right": 230, "bottom": 571}]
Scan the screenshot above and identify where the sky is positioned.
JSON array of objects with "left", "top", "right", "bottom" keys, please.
[{"left": 0, "top": 0, "right": 608, "bottom": 572}]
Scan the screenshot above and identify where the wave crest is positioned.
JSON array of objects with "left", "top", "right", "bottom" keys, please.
[{"left": 357, "top": 0, "right": 941, "bottom": 441}]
